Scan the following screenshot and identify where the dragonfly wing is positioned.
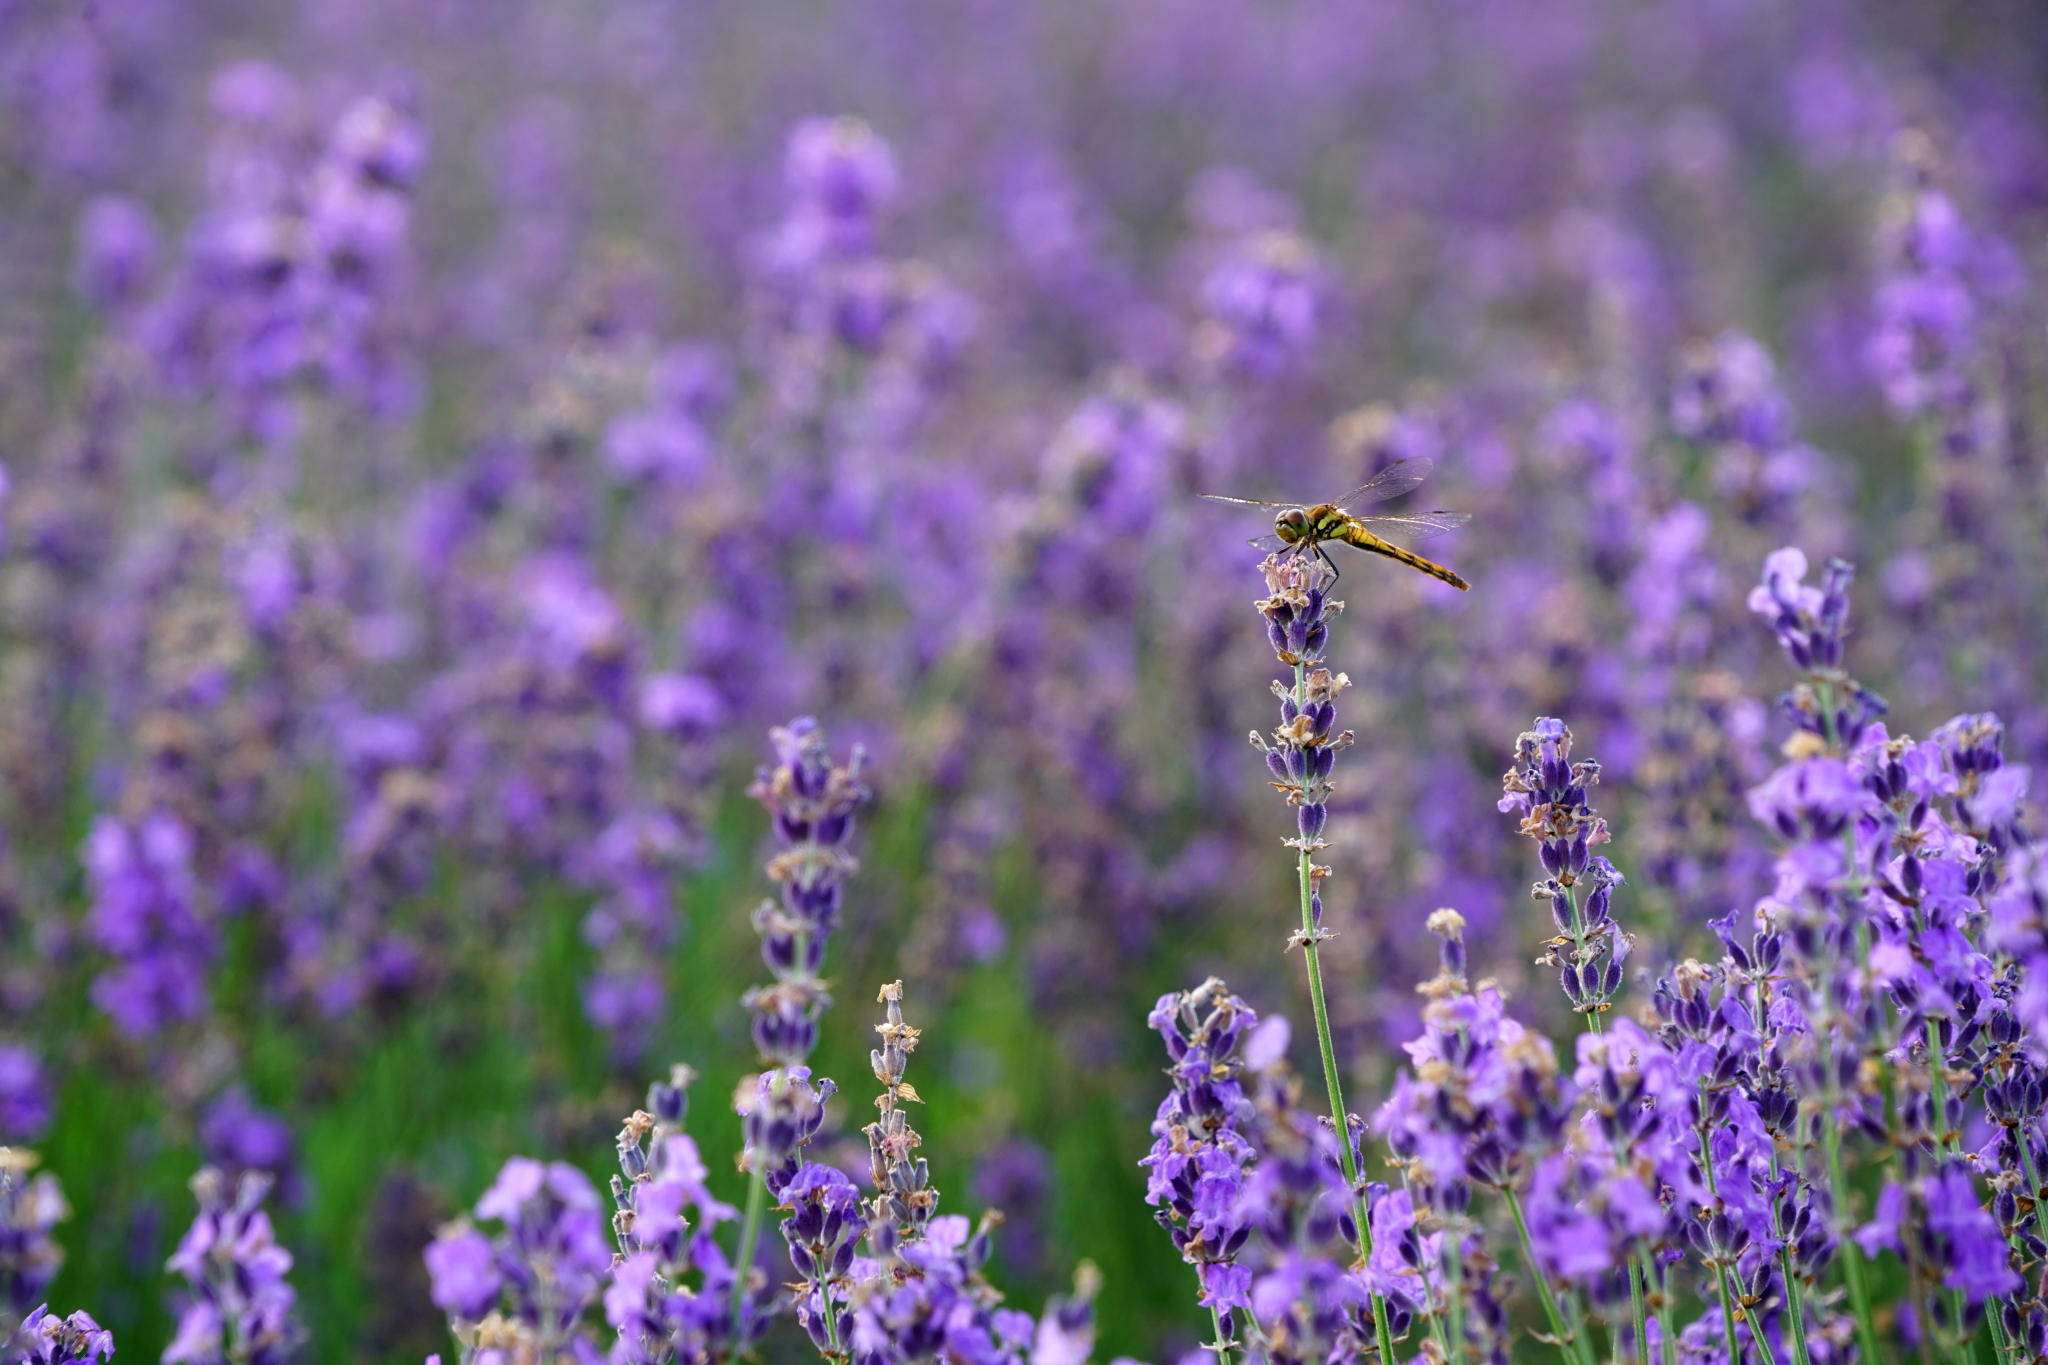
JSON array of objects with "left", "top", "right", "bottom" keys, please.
[
  {"left": 1201, "top": 492, "right": 1289, "bottom": 508},
  {"left": 1335, "top": 454, "right": 1434, "bottom": 511},
  {"left": 1248, "top": 533, "right": 1292, "bottom": 553},
  {"left": 1349, "top": 510, "right": 1472, "bottom": 546}
]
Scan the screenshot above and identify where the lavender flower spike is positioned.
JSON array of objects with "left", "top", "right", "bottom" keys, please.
[
  {"left": 843, "top": 981, "right": 1059, "bottom": 1365},
  {"left": 1243, "top": 549, "right": 1397, "bottom": 1365},
  {"left": 425, "top": 1157, "right": 610, "bottom": 1365},
  {"left": 728, "top": 717, "right": 867, "bottom": 1350},
  {"left": 606, "top": 1066, "right": 764, "bottom": 1365},
  {"left": 1747, "top": 549, "right": 1885, "bottom": 750},
  {"left": 864, "top": 980, "right": 934, "bottom": 1243},
  {"left": 163, "top": 1167, "right": 302, "bottom": 1365},
  {"left": 742, "top": 717, "right": 870, "bottom": 1071},
  {"left": 1500, "top": 719, "right": 1630, "bottom": 1024},
  {"left": 17, "top": 1307, "right": 115, "bottom": 1365},
  {"left": 1, "top": 1149, "right": 69, "bottom": 1348}
]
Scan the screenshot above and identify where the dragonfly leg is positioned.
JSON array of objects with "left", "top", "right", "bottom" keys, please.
[{"left": 1315, "top": 541, "right": 1341, "bottom": 585}]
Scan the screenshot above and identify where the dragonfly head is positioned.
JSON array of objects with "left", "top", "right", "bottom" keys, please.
[{"left": 1274, "top": 507, "right": 1309, "bottom": 544}]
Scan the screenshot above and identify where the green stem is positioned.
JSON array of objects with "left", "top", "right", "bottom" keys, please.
[
  {"left": 820, "top": 1269, "right": 843, "bottom": 1358},
  {"left": 1709, "top": 1260, "right": 1749, "bottom": 1365},
  {"left": 1448, "top": 1230, "right": 1470, "bottom": 1365},
  {"left": 731, "top": 1161, "right": 768, "bottom": 1348},
  {"left": 1504, "top": 1186, "right": 1593, "bottom": 1365},
  {"left": 1291, "top": 660, "right": 1400, "bottom": 1365},
  {"left": 1630, "top": 1255, "right": 1651, "bottom": 1365},
  {"left": 1987, "top": 1291, "right": 2018, "bottom": 1365},
  {"left": 2018, "top": 1137, "right": 2048, "bottom": 1254},
  {"left": 1562, "top": 882, "right": 1604, "bottom": 1037},
  {"left": 1209, "top": 1305, "right": 1234, "bottom": 1365},
  {"left": 1823, "top": 1089, "right": 1884, "bottom": 1365},
  {"left": 1297, "top": 844, "right": 1399, "bottom": 1365},
  {"left": 1654, "top": 1257, "right": 1677, "bottom": 1365},
  {"left": 1402, "top": 1169, "right": 1460, "bottom": 1365},
  {"left": 1766, "top": 1151, "right": 1815, "bottom": 1365}
]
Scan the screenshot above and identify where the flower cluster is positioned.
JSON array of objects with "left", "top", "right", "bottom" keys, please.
[
  {"left": 424, "top": 1158, "right": 611, "bottom": 1365},
  {"left": 1145, "top": 978, "right": 1423, "bottom": 1364},
  {"left": 1248, "top": 553, "right": 1353, "bottom": 893},
  {"left": 81, "top": 810, "right": 211, "bottom": 1040},
  {"left": 604, "top": 1067, "right": 764, "bottom": 1365},
  {"left": 742, "top": 718, "right": 870, "bottom": 1071},
  {"left": 1499, "top": 720, "right": 1629, "bottom": 1019},
  {"left": 16, "top": 4, "right": 2048, "bottom": 1360},
  {"left": 163, "top": 1167, "right": 302, "bottom": 1365},
  {"left": 15, "top": 1307, "right": 115, "bottom": 1365},
  {"left": 1747, "top": 549, "right": 1887, "bottom": 748},
  {"left": 833, "top": 983, "right": 1087, "bottom": 1365},
  {"left": 0, "top": 1149, "right": 68, "bottom": 1347},
  {"left": 1146, "top": 540, "right": 2048, "bottom": 1365}
]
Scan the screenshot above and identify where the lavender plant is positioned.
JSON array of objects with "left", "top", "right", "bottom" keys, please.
[
  {"left": 16, "top": 1307, "right": 117, "bottom": 1365},
  {"left": 424, "top": 1158, "right": 611, "bottom": 1365},
  {"left": 730, "top": 717, "right": 868, "bottom": 1337},
  {"left": 1148, "top": 539, "right": 2048, "bottom": 1365},
  {"left": 164, "top": 1167, "right": 303, "bottom": 1365},
  {"left": 1245, "top": 549, "right": 1401, "bottom": 1365},
  {"left": 605, "top": 1067, "right": 764, "bottom": 1365},
  {"left": 9, "top": 5, "right": 2048, "bottom": 1362},
  {"left": 0, "top": 1149, "right": 68, "bottom": 1350}
]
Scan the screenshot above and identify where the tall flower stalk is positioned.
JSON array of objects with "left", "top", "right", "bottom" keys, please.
[
  {"left": 730, "top": 717, "right": 870, "bottom": 1340},
  {"left": 1247, "top": 551, "right": 1399, "bottom": 1365}
]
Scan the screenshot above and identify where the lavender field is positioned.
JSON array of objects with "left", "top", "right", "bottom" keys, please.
[{"left": 2, "top": 3, "right": 2048, "bottom": 1365}]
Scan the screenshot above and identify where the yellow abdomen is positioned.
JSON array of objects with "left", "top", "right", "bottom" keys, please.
[{"left": 1340, "top": 524, "right": 1471, "bottom": 591}]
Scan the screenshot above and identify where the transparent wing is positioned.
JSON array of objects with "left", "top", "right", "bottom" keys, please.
[
  {"left": 1349, "top": 510, "right": 1471, "bottom": 546},
  {"left": 1201, "top": 492, "right": 1289, "bottom": 508},
  {"left": 1248, "top": 533, "right": 1293, "bottom": 553},
  {"left": 1333, "top": 455, "right": 1435, "bottom": 512}
]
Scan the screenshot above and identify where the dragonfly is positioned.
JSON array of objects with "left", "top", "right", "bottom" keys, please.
[{"left": 1201, "top": 455, "right": 1472, "bottom": 590}]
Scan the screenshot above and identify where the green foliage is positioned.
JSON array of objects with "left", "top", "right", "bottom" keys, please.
[{"left": 35, "top": 775, "right": 1225, "bottom": 1364}]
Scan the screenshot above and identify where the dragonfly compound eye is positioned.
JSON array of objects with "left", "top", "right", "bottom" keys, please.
[{"left": 1276, "top": 508, "right": 1308, "bottom": 540}]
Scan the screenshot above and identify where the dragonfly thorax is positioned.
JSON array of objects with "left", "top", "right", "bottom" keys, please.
[{"left": 1305, "top": 505, "right": 1348, "bottom": 540}]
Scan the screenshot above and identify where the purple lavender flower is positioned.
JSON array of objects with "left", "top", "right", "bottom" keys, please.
[
  {"left": 605, "top": 1067, "right": 761, "bottom": 1365},
  {"left": 1499, "top": 718, "right": 1630, "bottom": 1021},
  {"left": 577, "top": 810, "right": 690, "bottom": 1065},
  {"left": 778, "top": 1163, "right": 863, "bottom": 1350},
  {"left": 1247, "top": 556, "right": 1352, "bottom": 871},
  {"left": 197, "top": 1089, "right": 297, "bottom": 1210},
  {"left": 163, "top": 1167, "right": 302, "bottom": 1365},
  {"left": 845, "top": 983, "right": 1078, "bottom": 1365},
  {"left": 1142, "top": 979, "right": 1260, "bottom": 1313},
  {"left": 734, "top": 1066, "right": 837, "bottom": 1205},
  {"left": 1193, "top": 230, "right": 1323, "bottom": 382},
  {"left": 423, "top": 1227, "right": 499, "bottom": 1322},
  {"left": 82, "top": 811, "right": 211, "bottom": 1039},
  {"left": 16, "top": 1307, "right": 115, "bottom": 1365},
  {"left": 1746, "top": 549, "right": 1886, "bottom": 747},
  {"left": 1146, "top": 976, "right": 1416, "bottom": 1364},
  {"left": 740, "top": 717, "right": 869, "bottom": 1072},
  {"left": 781, "top": 117, "right": 898, "bottom": 253},
  {"left": 971, "top": 1140, "right": 1052, "bottom": 1277},
  {"left": 426, "top": 1157, "right": 610, "bottom": 1364},
  {"left": 74, "top": 194, "right": 160, "bottom": 313},
  {"left": 1868, "top": 136, "right": 1978, "bottom": 422},
  {"left": 0, "top": 1150, "right": 68, "bottom": 1345},
  {"left": 1379, "top": 913, "right": 1575, "bottom": 1206},
  {"left": 0, "top": 1050, "right": 50, "bottom": 1142},
  {"left": 1671, "top": 331, "right": 1793, "bottom": 451}
]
